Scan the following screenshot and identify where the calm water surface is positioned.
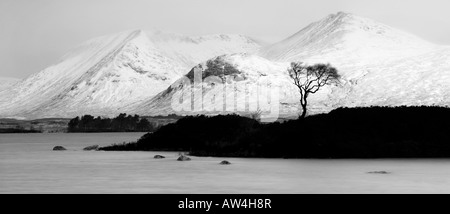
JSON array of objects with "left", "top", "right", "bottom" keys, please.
[{"left": 1, "top": 133, "right": 450, "bottom": 194}]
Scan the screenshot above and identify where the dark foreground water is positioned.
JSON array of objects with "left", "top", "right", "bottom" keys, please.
[{"left": 1, "top": 133, "right": 450, "bottom": 194}]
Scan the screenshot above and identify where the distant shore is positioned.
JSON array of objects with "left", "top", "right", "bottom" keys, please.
[
  {"left": 0, "top": 128, "right": 41, "bottom": 134},
  {"left": 0, "top": 115, "right": 181, "bottom": 134}
]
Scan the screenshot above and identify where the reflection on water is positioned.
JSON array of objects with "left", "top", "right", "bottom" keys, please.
[{"left": 1, "top": 133, "right": 450, "bottom": 194}]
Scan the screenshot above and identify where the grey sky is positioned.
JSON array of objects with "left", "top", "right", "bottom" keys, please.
[{"left": 1, "top": 0, "right": 449, "bottom": 79}]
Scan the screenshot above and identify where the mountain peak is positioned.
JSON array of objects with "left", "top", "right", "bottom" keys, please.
[
  {"left": 133, "top": 29, "right": 147, "bottom": 36},
  {"left": 329, "top": 11, "right": 354, "bottom": 19},
  {"left": 319, "top": 12, "right": 380, "bottom": 30},
  {"left": 259, "top": 12, "right": 435, "bottom": 63}
]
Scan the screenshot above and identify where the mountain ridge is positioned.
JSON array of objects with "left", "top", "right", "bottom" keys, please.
[{"left": 0, "top": 30, "right": 262, "bottom": 119}]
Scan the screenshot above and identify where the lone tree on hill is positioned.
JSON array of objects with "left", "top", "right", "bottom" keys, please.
[{"left": 288, "top": 62, "right": 341, "bottom": 119}]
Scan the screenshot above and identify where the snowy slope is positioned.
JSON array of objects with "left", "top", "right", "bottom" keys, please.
[
  {"left": 337, "top": 47, "right": 450, "bottom": 108},
  {"left": 123, "top": 54, "right": 294, "bottom": 117},
  {"left": 0, "top": 30, "right": 262, "bottom": 119},
  {"left": 0, "top": 77, "right": 20, "bottom": 91},
  {"left": 135, "top": 12, "right": 450, "bottom": 118}
]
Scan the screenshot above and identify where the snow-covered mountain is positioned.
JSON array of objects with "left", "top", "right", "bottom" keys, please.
[
  {"left": 257, "top": 12, "right": 450, "bottom": 110},
  {"left": 0, "top": 30, "right": 262, "bottom": 119},
  {"left": 133, "top": 12, "right": 450, "bottom": 118},
  {"left": 2, "top": 12, "right": 449, "bottom": 119},
  {"left": 0, "top": 77, "right": 20, "bottom": 91}
]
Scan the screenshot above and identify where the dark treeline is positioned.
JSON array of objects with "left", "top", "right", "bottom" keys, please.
[
  {"left": 68, "top": 113, "right": 156, "bottom": 133},
  {"left": 100, "top": 106, "right": 450, "bottom": 158}
]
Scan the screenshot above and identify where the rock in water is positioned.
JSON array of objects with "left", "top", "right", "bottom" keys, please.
[
  {"left": 53, "top": 146, "right": 66, "bottom": 151},
  {"left": 177, "top": 155, "right": 191, "bottom": 161},
  {"left": 154, "top": 155, "right": 165, "bottom": 159},
  {"left": 83, "top": 145, "right": 99, "bottom": 151},
  {"left": 220, "top": 160, "right": 231, "bottom": 165},
  {"left": 367, "top": 171, "right": 390, "bottom": 174}
]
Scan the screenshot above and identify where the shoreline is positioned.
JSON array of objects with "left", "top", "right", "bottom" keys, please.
[{"left": 99, "top": 107, "right": 450, "bottom": 159}]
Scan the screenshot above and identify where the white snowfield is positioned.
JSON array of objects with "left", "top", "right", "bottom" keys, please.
[{"left": 1, "top": 12, "right": 449, "bottom": 119}]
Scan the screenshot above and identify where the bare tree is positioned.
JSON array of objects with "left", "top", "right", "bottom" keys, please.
[{"left": 288, "top": 62, "right": 341, "bottom": 119}]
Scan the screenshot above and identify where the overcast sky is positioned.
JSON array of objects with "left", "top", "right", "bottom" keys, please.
[{"left": 1, "top": 0, "right": 449, "bottom": 79}]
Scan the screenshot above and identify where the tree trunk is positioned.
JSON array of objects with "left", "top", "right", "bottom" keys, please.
[
  {"left": 300, "top": 104, "right": 307, "bottom": 119},
  {"left": 299, "top": 93, "right": 308, "bottom": 119}
]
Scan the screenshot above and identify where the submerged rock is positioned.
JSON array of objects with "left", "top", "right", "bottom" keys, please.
[
  {"left": 367, "top": 171, "right": 390, "bottom": 174},
  {"left": 154, "top": 155, "right": 166, "bottom": 159},
  {"left": 220, "top": 160, "right": 231, "bottom": 165},
  {"left": 53, "top": 146, "right": 66, "bottom": 151},
  {"left": 177, "top": 155, "right": 191, "bottom": 161},
  {"left": 83, "top": 145, "right": 99, "bottom": 151}
]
